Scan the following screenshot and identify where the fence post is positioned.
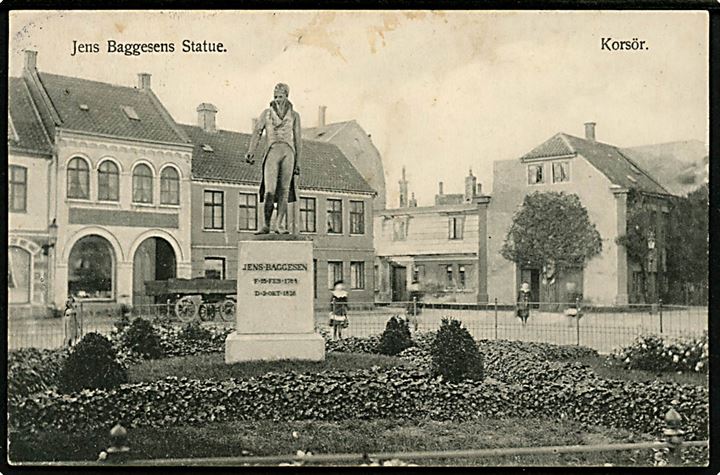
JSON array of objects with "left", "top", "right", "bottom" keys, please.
[
  {"left": 102, "top": 423, "right": 130, "bottom": 464},
  {"left": 413, "top": 296, "right": 417, "bottom": 317},
  {"left": 659, "top": 299, "right": 663, "bottom": 334},
  {"left": 494, "top": 297, "right": 498, "bottom": 340},
  {"left": 575, "top": 298, "right": 580, "bottom": 346},
  {"left": 663, "top": 408, "right": 684, "bottom": 465}
]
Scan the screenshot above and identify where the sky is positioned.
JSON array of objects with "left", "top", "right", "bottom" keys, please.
[{"left": 9, "top": 11, "right": 709, "bottom": 207}]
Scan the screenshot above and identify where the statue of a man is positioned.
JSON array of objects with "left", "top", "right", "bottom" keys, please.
[{"left": 245, "top": 83, "right": 302, "bottom": 234}]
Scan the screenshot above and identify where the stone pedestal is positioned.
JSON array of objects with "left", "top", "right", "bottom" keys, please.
[{"left": 225, "top": 237, "right": 325, "bottom": 363}]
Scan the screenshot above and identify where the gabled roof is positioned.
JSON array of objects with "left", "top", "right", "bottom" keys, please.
[
  {"left": 181, "top": 124, "right": 375, "bottom": 195},
  {"left": 302, "top": 120, "right": 354, "bottom": 142},
  {"left": 35, "top": 72, "right": 189, "bottom": 145},
  {"left": 8, "top": 77, "right": 53, "bottom": 156},
  {"left": 521, "top": 132, "right": 669, "bottom": 196}
]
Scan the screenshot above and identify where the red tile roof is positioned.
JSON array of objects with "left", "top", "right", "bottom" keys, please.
[
  {"left": 521, "top": 132, "right": 669, "bottom": 196},
  {"left": 36, "top": 73, "right": 189, "bottom": 145},
  {"left": 8, "top": 77, "right": 53, "bottom": 156},
  {"left": 181, "top": 124, "right": 375, "bottom": 195}
]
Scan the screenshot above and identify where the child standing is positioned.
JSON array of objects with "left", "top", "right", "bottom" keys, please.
[
  {"left": 329, "top": 280, "right": 349, "bottom": 340},
  {"left": 516, "top": 282, "right": 531, "bottom": 326},
  {"left": 64, "top": 296, "right": 79, "bottom": 346}
]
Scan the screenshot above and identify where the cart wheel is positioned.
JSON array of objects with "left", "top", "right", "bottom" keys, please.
[
  {"left": 198, "top": 303, "right": 211, "bottom": 322},
  {"left": 175, "top": 296, "right": 198, "bottom": 320},
  {"left": 220, "top": 299, "right": 236, "bottom": 322}
]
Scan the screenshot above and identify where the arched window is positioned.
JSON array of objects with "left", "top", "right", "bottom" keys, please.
[
  {"left": 68, "top": 235, "right": 114, "bottom": 299},
  {"left": 160, "top": 167, "right": 180, "bottom": 205},
  {"left": 132, "top": 164, "right": 153, "bottom": 204},
  {"left": 98, "top": 161, "right": 120, "bottom": 201},
  {"left": 67, "top": 157, "right": 89, "bottom": 199},
  {"left": 8, "top": 246, "right": 31, "bottom": 303}
]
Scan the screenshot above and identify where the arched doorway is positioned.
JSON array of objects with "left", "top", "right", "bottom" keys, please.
[
  {"left": 68, "top": 235, "right": 115, "bottom": 300},
  {"left": 133, "top": 237, "right": 176, "bottom": 306}
]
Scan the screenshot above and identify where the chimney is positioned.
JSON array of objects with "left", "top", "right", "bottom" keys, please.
[
  {"left": 476, "top": 183, "right": 482, "bottom": 195},
  {"left": 196, "top": 103, "right": 218, "bottom": 133},
  {"left": 318, "top": 105, "right": 327, "bottom": 127},
  {"left": 138, "top": 73, "right": 152, "bottom": 90},
  {"left": 409, "top": 192, "right": 418, "bottom": 208},
  {"left": 464, "top": 168, "right": 478, "bottom": 202},
  {"left": 439, "top": 181, "right": 444, "bottom": 195},
  {"left": 24, "top": 50, "right": 38, "bottom": 71},
  {"left": 584, "top": 122, "right": 596, "bottom": 141},
  {"left": 399, "top": 166, "right": 408, "bottom": 208}
]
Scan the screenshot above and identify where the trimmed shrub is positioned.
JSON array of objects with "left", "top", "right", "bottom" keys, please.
[
  {"left": 180, "top": 319, "right": 212, "bottom": 341},
  {"left": 57, "top": 333, "right": 128, "bottom": 393},
  {"left": 377, "top": 316, "right": 413, "bottom": 356},
  {"left": 608, "top": 333, "right": 708, "bottom": 373},
  {"left": 121, "top": 317, "right": 164, "bottom": 359},
  {"left": 431, "top": 318, "right": 484, "bottom": 383}
]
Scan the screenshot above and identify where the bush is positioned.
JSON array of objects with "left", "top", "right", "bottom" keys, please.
[
  {"left": 57, "top": 333, "right": 128, "bottom": 393},
  {"left": 377, "top": 316, "right": 413, "bottom": 356},
  {"left": 8, "top": 348, "right": 69, "bottom": 402},
  {"left": 608, "top": 333, "right": 708, "bottom": 373},
  {"left": 121, "top": 317, "right": 164, "bottom": 359},
  {"left": 431, "top": 318, "right": 484, "bottom": 383},
  {"left": 180, "top": 319, "right": 212, "bottom": 341}
]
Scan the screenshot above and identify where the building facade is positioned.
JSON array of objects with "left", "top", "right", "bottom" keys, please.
[
  {"left": 10, "top": 51, "right": 194, "bottom": 315},
  {"left": 374, "top": 171, "right": 490, "bottom": 304},
  {"left": 486, "top": 123, "right": 672, "bottom": 305},
  {"left": 302, "top": 107, "right": 387, "bottom": 211},
  {"left": 185, "top": 104, "right": 376, "bottom": 308}
]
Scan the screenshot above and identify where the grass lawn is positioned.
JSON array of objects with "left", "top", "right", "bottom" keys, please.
[
  {"left": 128, "top": 352, "right": 407, "bottom": 383},
  {"left": 9, "top": 417, "right": 662, "bottom": 466},
  {"left": 574, "top": 356, "right": 708, "bottom": 387}
]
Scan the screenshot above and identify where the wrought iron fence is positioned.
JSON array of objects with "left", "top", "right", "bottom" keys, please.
[{"left": 8, "top": 299, "right": 708, "bottom": 354}]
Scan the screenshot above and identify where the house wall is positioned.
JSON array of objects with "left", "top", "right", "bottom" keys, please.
[
  {"left": 191, "top": 182, "right": 375, "bottom": 307},
  {"left": 8, "top": 152, "right": 52, "bottom": 316},
  {"left": 487, "top": 156, "right": 621, "bottom": 305},
  {"left": 51, "top": 133, "right": 193, "bottom": 309},
  {"left": 373, "top": 204, "right": 483, "bottom": 303}
]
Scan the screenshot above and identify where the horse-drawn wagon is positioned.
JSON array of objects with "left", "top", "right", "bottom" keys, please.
[{"left": 144, "top": 278, "right": 237, "bottom": 321}]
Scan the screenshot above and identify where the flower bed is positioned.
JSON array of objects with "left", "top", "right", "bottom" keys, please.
[
  {"left": 8, "top": 348, "right": 69, "bottom": 403},
  {"left": 607, "top": 333, "right": 708, "bottom": 373}
]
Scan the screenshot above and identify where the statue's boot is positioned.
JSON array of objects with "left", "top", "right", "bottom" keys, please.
[
  {"left": 255, "top": 193, "right": 274, "bottom": 234},
  {"left": 275, "top": 189, "right": 290, "bottom": 234}
]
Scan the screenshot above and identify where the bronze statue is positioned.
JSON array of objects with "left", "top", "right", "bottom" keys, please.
[{"left": 245, "top": 83, "right": 302, "bottom": 234}]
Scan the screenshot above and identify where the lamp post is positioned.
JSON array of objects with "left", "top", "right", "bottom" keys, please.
[
  {"left": 648, "top": 231, "right": 656, "bottom": 304},
  {"left": 46, "top": 220, "right": 58, "bottom": 315}
]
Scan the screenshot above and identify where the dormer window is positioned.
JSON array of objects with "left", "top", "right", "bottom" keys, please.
[
  {"left": 528, "top": 164, "right": 545, "bottom": 185},
  {"left": 201, "top": 144, "right": 214, "bottom": 152},
  {"left": 552, "top": 161, "right": 570, "bottom": 183},
  {"left": 79, "top": 104, "right": 89, "bottom": 111},
  {"left": 122, "top": 106, "right": 140, "bottom": 121}
]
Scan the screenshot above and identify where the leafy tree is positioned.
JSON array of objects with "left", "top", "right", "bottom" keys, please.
[
  {"left": 665, "top": 184, "right": 708, "bottom": 304},
  {"left": 615, "top": 191, "right": 656, "bottom": 303},
  {"left": 501, "top": 192, "right": 602, "bottom": 299}
]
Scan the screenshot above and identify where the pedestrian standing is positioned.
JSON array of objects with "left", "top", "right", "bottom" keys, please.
[
  {"left": 64, "top": 296, "right": 79, "bottom": 346},
  {"left": 329, "top": 280, "right": 349, "bottom": 340},
  {"left": 516, "top": 282, "right": 531, "bottom": 326}
]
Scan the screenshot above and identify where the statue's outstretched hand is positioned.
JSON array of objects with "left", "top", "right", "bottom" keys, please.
[{"left": 245, "top": 153, "right": 255, "bottom": 164}]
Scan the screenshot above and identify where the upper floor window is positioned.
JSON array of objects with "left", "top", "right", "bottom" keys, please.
[
  {"left": 67, "top": 157, "right": 90, "bottom": 199},
  {"left": 204, "top": 190, "right": 224, "bottom": 230},
  {"left": 350, "top": 200, "right": 365, "bottom": 234},
  {"left": 238, "top": 192, "right": 258, "bottom": 231},
  {"left": 449, "top": 216, "right": 464, "bottom": 240},
  {"left": 160, "top": 167, "right": 180, "bottom": 205},
  {"left": 552, "top": 161, "right": 570, "bottom": 183},
  {"left": 299, "top": 197, "right": 317, "bottom": 233},
  {"left": 527, "top": 164, "right": 544, "bottom": 185},
  {"left": 132, "top": 164, "right": 154, "bottom": 203},
  {"left": 98, "top": 161, "right": 119, "bottom": 201},
  {"left": 327, "top": 199, "right": 343, "bottom": 234},
  {"left": 9, "top": 165, "right": 27, "bottom": 212},
  {"left": 393, "top": 218, "right": 408, "bottom": 241}
]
